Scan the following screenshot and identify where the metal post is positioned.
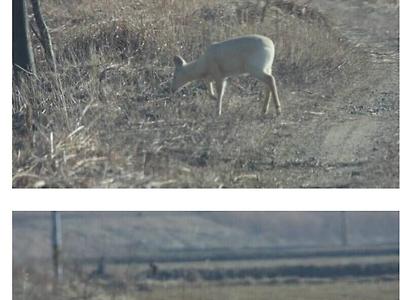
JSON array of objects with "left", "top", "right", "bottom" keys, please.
[
  {"left": 51, "top": 211, "right": 63, "bottom": 283},
  {"left": 340, "top": 211, "right": 348, "bottom": 247}
]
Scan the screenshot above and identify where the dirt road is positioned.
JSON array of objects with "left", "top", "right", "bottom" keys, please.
[{"left": 268, "top": 0, "right": 399, "bottom": 187}]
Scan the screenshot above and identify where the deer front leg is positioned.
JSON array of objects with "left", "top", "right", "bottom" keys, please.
[
  {"left": 215, "top": 79, "right": 227, "bottom": 116},
  {"left": 207, "top": 81, "right": 217, "bottom": 100}
]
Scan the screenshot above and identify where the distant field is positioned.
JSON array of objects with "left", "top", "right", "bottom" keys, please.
[
  {"left": 12, "top": 212, "right": 399, "bottom": 300},
  {"left": 83, "top": 252, "right": 398, "bottom": 283},
  {"left": 132, "top": 254, "right": 399, "bottom": 271},
  {"left": 13, "top": 212, "right": 399, "bottom": 262}
]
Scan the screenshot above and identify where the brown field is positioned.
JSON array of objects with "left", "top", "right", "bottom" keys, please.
[
  {"left": 13, "top": 257, "right": 399, "bottom": 300},
  {"left": 12, "top": 0, "right": 399, "bottom": 187}
]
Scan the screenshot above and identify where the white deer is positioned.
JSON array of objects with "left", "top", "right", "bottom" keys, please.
[{"left": 171, "top": 34, "right": 281, "bottom": 116}]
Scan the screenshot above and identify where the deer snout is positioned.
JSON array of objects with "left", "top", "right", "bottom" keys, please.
[{"left": 170, "top": 80, "right": 177, "bottom": 93}]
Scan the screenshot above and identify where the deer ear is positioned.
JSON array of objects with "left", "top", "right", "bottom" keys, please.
[{"left": 173, "top": 55, "right": 185, "bottom": 67}]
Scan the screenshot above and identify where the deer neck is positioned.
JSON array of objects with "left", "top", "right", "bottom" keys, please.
[{"left": 184, "top": 56, "right": 207, "bottom": 81}]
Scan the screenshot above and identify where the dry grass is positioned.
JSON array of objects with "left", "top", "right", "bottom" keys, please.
[
  {"left": 13, "top": 0, "right": 366, "bottom": 187},
  {"left": 12, "top": 263, "right": 399, "bottom": 300},
  {"left": 134, "top": 280, "right": 399, "bottom": 300}
]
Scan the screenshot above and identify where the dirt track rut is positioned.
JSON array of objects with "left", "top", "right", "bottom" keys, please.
[{"left": 291, "top": 0, "right": 399, "bottom": 187}]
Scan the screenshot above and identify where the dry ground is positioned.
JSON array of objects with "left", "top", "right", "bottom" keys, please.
[
  {"left": 12, "top": 0, "right": 399, "bottom": 187},
  {"left": 133, "top": 280, "right": 398, "bottom": 300}
]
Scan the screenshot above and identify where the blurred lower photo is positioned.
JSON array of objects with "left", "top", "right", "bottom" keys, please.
[{"left": 13, "top": 212, "right": 399, "bottom": 300}]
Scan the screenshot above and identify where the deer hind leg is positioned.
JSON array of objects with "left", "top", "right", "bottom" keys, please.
[
  {"left": 262, "top": 86, "right": 272, "bottom": 114},
  {"left": 215, "top": 79, "right": 227, "bottom": 116},
  {"left": 255, "top": 71, "right": 281, "bottom": 115},
  {"left": 265, "top": 73, "right": 281, "bottom": 115}
]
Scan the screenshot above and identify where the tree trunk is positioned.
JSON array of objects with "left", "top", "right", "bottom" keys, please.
[
  {"left": 30, "top": 0, "right": 57, "bottom": 73},
  {"left": 12, "top": 0, "right": 36, "bottom": 82}
]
